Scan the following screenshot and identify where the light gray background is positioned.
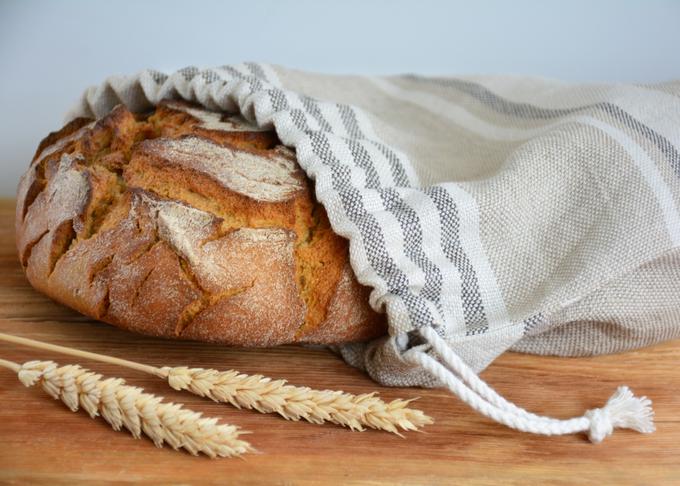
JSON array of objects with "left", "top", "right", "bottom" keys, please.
[{"left": 1, "top": 0, "right": 679, "bottom": 196}]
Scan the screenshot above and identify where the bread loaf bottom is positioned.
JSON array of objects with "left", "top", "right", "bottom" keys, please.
[{"left": 15, "top": 101, "right": 386, "bottom": 346}]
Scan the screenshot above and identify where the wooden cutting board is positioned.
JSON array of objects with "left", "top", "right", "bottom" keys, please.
[{"left": 0, "top": 198, "right": 678, "bottom": 485}]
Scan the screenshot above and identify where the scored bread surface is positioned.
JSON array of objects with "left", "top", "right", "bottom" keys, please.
[{"left": 15, "top": 100, "right": 386, "bottom": 346}]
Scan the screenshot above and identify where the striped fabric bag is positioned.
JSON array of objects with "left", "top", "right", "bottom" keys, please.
[{"left": 68, "top": 63, "right": 680, "bottom": 442}]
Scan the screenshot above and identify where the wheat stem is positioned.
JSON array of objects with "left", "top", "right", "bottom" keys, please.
[
  {"left": 0, "top": 332, "right": 163, "bottom": 377},
  {"left": 0, "top": 332, "right": 433, "bottom": 433},
  {"left": 0, "top": 357, "right": 21, "bottom": 372},
  {"left": 0, "top": 357, "right": 253, "bottom": 458}
]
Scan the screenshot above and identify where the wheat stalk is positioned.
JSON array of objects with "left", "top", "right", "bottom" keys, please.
[
  {"left": 0, "top": 357, "right": 253, "bottom": 458},
  {"left": 161, "top": 366, "right": 433, "bottom": 435},
  {"left": 0, "top": 332, "right": 433, "bottom": 434}
]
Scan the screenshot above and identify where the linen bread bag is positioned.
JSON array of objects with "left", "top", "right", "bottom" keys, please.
[{"left": 17, "top": 63, "right": 680, "bottom": 442}]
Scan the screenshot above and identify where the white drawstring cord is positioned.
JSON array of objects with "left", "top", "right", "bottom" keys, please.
[
  {"left": 402, "top": 327, "right": 655, "bottom": 443},
  {"left": 418, "top": 327, "right": 561, "bottom": 424}
]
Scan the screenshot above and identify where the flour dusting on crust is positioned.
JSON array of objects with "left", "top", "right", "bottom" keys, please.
[
  {"left": 17, "top": 100, "right": 384, "bottom": 348},
  {"left": 146, "top": 136, "right": 303, "bottom": 202},
  {"left": 34, "top": 122, "right": 95, "bottom": 165},
  {"left": 164, "top": 101, "right": 267, "bottom": 132},
  {"left": 151, "top": 195, "right": 217, "bottom": 266},
  {"left": 47, "top": 154, "right": 90, "bottom": 228},
  {"left": 136, "top": 192, "right": 295, "bottom": 291}
]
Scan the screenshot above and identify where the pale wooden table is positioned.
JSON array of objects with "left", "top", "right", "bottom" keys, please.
[{"left": 0, "top": 198, "right": 678, "bottom": 485}]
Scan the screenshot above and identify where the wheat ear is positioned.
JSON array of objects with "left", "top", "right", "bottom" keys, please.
[
  {"left": 0, "top": 332, "right": 433, "bottom": 434},
  {"left": 162, "top": 366, "right": 432, "bottom": 435},
  {"left": 0, "top": 357, "right": 253, "bottom": 458}
]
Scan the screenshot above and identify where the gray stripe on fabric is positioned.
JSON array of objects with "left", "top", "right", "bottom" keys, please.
[
  {"left": 416, "top": 77, "right": 574, "bottom": 119},
  {"left": 267, "top": 88, "right": 289, "bottom": 112},
  {"left": 266, "top": 80, "right": 485, "bottom": 335},
  {"left": 219, "top": 65, "right": 245, "bottom": 79},
  {"left": 414, "top": 76, "right": 680, "bottom": 177},
  {"left": 306, "top": 98, "right": 411, "bottom": 187},
  {"left": 333, "top": 101, "right": 412, "bottom": 186},
  {"left": 378, "top": 188, "right": 444, "bottom": 309},
  {"left": 426, "top": 186, "right": 488, "bottom": 335},
  {"left": 245, "top": 62, "right": 267, "bottom": 81},
  {"left": 300, "top": 96, "right": 333, "bottom": 132},
  {"left": 219, "top": 65, "right": 264, "bottom": 91},
  {"left": 287, "top": 106, "right": 438, "bottom": 329},
  {"left": 341, "top": 120, "right": 450, "bottom": 322},
  {"left": 337, "top": 108, "right": 385, "bottom": 189},
  {"left": 178, "top": 66, "right": 199, "bottom": 81},
  {"left": 201, "top": 69, "right": 220, "bottom": 84},
  {"left": 308, "top": 131, "right": 438, "bottom": 329},
  {"left": 601, "top": 104, "right": 680, "bottom": 176},
  {"left": 337, "top": 107, "right": 382, "bottom": 187},
  {"left": 337, "top": 104, "right": 363, "bottom": 138},
  {"left": 272, "top": 87, "right": 482, "bottom": 334},
  {"left": 522, "top": 313, "right": 546, "bottom": 334},
  {"left": 372, "top": 142, "right": 411, "bottom": 187},
  {"left": 344, "top": 140, "right": 382, "bottom": 189},
  {"left": 149, "top": 70, "right": 169, "bottom": 85}
]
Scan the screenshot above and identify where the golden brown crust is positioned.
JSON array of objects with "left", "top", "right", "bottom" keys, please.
[{"left": 16, "top": 100, "right": 386, "bottom": 346}]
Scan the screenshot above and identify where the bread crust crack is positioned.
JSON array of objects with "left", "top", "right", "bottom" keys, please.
[{"left": 16, "top": 101, "right": 386, "bottom": 346}]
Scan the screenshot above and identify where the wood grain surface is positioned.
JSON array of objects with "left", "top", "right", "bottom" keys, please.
[{"left": 0, "top": 198, "right": 678, "bottom": 485}]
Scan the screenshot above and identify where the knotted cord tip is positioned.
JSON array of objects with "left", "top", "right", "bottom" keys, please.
[{"left": 585, "top": 386, "right": 655, "bottom": 443}]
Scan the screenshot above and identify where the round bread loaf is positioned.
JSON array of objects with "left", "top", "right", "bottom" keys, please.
[{"left": 15, "top": 100, "right": 386, "bottom": 346}]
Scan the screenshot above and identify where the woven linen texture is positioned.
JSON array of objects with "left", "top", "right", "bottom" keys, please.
[{"left": 67, "top": 64, "right": 680, "bottom": 387}]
